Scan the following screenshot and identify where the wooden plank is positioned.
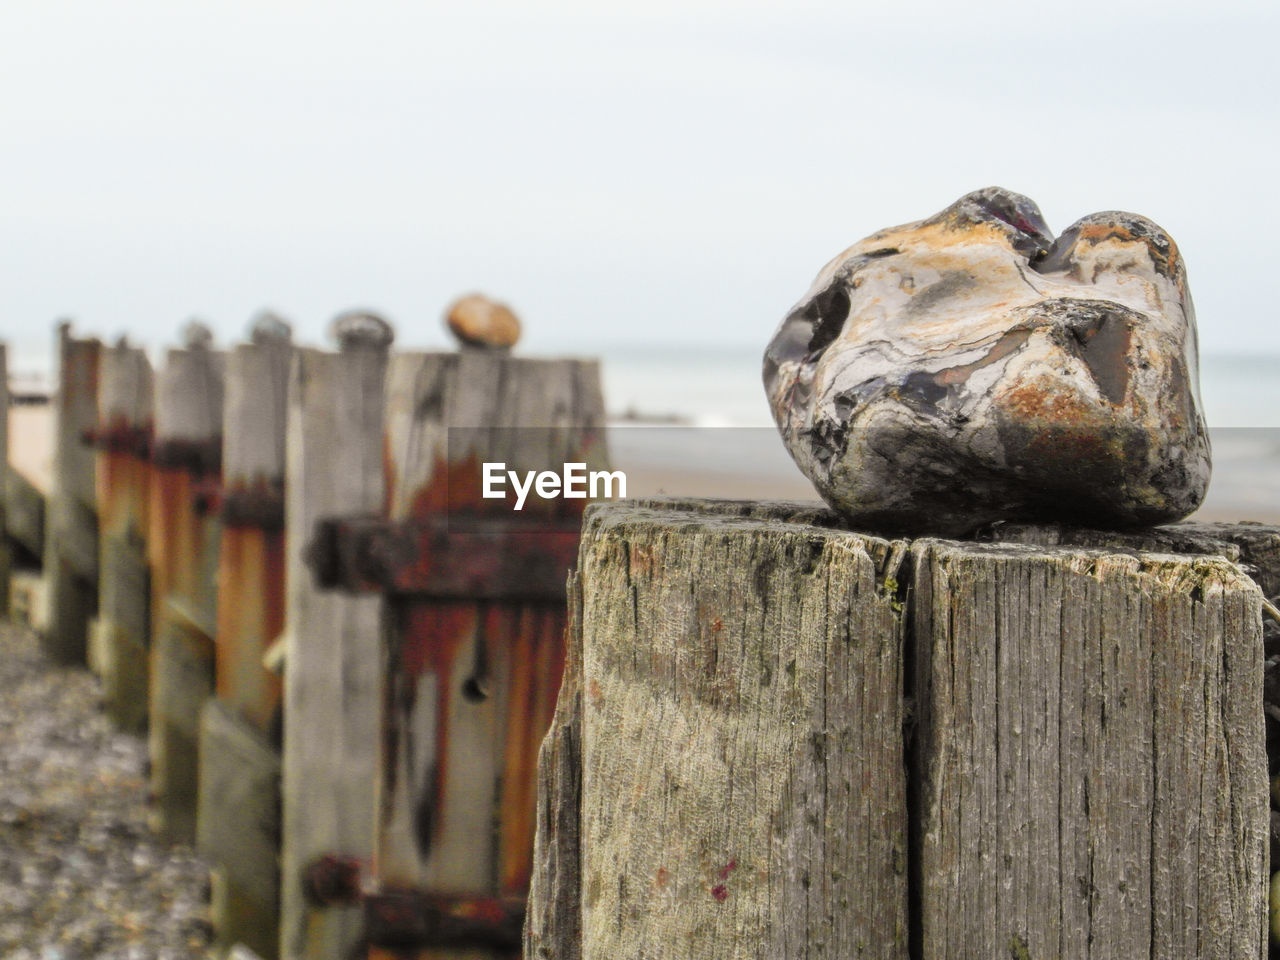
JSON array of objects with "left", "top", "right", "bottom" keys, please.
[
  {"left": 151, "top": 613, "right": 216, "bottom": 841},
  {"left": 911, "top": 540, "right": 1267, "bottom": 959},
  {"left": 280, "top": 324, "right": 391, "bottom": 960},
  {"left": 216, "top": 332, "right": 292, "bottom": 732},
  {"left": 199, "top": 698, "right": 282, "bottom": 960},
  {"left": 546, "top": 500, "right": 911, "bottom": 959},
  {"left": 94, "top": 341, "right": 154, "bottom": 730},
  {"left": 205, "top": 326, "right": 293, "bottom": 959},
  {"left": 988, "top": 520, "right": 1280, "bottom": 599},
  {"left": 42, "top": 323, "right": 101, "bottom": 664},
  {"left": 374, "top": 349, "right": 607, "bottom": 957},
  {"left": 148, "top": 332, "right": 226, "bottom": 843},
  {"left": 5, "top": 468, "right": 45, "bottom": 560}
]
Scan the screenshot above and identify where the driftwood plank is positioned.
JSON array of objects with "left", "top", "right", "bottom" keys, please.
[
  {"left": 43, "top": 323, "right": 101, "bottom": 664},
  {"left": 6, "top": 468, "right": 46, "bottom": 562},
  {"left": 280, "top": 328, "right": 390, "bottom": 960},
  {"left": 93, "top": 341, "right": 154, "bottom": 730},
  {"left": 199, "top": 698, "right": 283, "bottom": 960},
  {"left": 545, "top": 500, "right": 912, "bottom": 960},
  {"left": 203, "top": 328, "right": 293, "bottom": 958},
  {"left": 372, "top": 350, "right": 604, "bottom": 958},
  {"left": 911, "top": 540, "right": 1267, "bottom": 959},
  {"left": 148, "top": 335, "right": 225, "bottom": 842}
]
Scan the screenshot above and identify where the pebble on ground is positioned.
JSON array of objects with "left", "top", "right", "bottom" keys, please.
[{"left": 0, "top": 620, "right": 213, "bottom": 960}]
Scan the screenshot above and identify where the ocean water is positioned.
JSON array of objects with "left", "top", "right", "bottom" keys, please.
[{"left": 596, "top": 345, "right": 1280, "bottom": 520}]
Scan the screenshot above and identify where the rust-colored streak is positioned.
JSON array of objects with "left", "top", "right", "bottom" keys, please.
[{"left": 214, "top": 525, "right": 286, "bottom": 734}]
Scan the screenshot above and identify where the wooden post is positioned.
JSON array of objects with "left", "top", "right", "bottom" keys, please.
[
  {"left": 91, "top": 339, "right": 155, "bottom": 730},
  {"left": 199, "top": 318, "right": 293, "bottom": 960},
  {"left": 364, "top": 349, "right": 607, "bottom": 958},
  {"left": 149, "top": 327, "right": 226, "bottom": 842},
  {"left": 526, "top": 499, "right": 1269, "bottom": 960},
  {"left": 910, "top": 539, "right": 1266, "bottom": 959},
  {"left": 279, "top": 314, "right": 392, "bottom": 960},
  {"left": 42, "top": 322, "right": 101, "bottom": 664},
  {"left": 526, "top": 498, "right": 911, "bottom": 960}
]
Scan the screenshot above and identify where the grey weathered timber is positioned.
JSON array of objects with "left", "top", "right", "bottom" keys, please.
[
  {"left": 525, "top": 574, "right": 586, "bottom": 960},
  {"left": 42, "top": 323, "right": 101, "bottom": 664},
  {"left": 527, "top": 499, "right": 1269, "bottom": 960},
  {"left": 204, "top": 329, "right": 293, "bottom": 960},
  {"left": 199, "top": 698, "right": 282, "bottom": 960},
  {"left": 911, "top": 540, "right": 1266, "bottom": 959},
  {"left": 988, "top": 520, "right": 1280, "bottom": 599},
  {"left": 148, "top": 338, "right": 225, "bottom": 842},
  {"left": 6, "top": 468, "right": 46, "bottom": 562},
  {"left": 280, "top": 331, "right": 389, "bottom": 960},
  {"left": 355, "top": 349, "right": 604, "bottom": 960},
  {"left": 92, "top": 341, "right": 154, "bottom": 730},
  {"left": 527, "top": 499, "right": 912, "bottom": 960},
  {"left": 0, "top": 343, "right": 9, "bottom": 616}
]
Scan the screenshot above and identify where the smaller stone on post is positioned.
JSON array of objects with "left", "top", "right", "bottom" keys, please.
[{"left": 444, "top": 293, "right": 522, "bottom": 351}]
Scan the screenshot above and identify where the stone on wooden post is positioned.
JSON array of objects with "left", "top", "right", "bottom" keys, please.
[
  {"left": 90, "top": 339, "right": 155, "bottom": 730},
  {"left": 199, "top": 314, "right": 293, "bottom": 960},
  {"left": 149, "top": 325, "right": 226, "bottom": 842},
  {"left": 279, "top": 312, "right": 392, "bottom": 960},
  {"left": 43, "top": 322, "right": 101, "bottom": 664},
  {"left": 527, "top": 499, "right": 1269, "bottom": 960}
]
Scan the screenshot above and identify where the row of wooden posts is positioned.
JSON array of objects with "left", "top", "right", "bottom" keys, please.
[
  {"left": 4, "top": 316, "right": 1280, "bottom": 959},
  {"left": 2, "top": 315, "right": 608, "bottom": 960}
]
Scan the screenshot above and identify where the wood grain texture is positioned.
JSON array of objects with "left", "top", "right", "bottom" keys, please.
[
  {"left": 148, "top": 344, "right": 225, "bottom": 843},
  {"left": 524, "top": 573, "right": 585, "bottom": 960},
  {"left": 569, "top": 500, "right": 911, "bottom": 960},
  {"left": 95, "top": 342, "right": 154, "bottom": 730},
  {"left": 989, "top": 521, "right": 1280, "bottom": 600},
  {"left": 43, "top": 324, "right": 100, "bottom": 664},
  {"left": 911, "top": 540, "right": 1267, "bottom": 960},
  {"left": 6, "top": 468, "right": 45, "bottom": 560},
  {"left": 528, "top": 501, "right": 1269, "bottom": 960},
  {"left": 224, "top": 339, "right": 292, "bottom": 485},
  {"left": 207, "top": 338, "right": 294, "bottom": 958},
  {"left": 280, "top": 342, "right": 388, "bottom": 960}
]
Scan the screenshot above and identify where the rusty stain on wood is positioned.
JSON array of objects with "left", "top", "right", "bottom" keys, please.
[{"left": 147, "top": 341, "right": 225, "bottom": 842}]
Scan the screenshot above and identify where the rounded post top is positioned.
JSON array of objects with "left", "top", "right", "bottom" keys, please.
[
  {"left": 330, "top": 310, "right": 395, "bottom": 351},
  {"left": 249, "top": 310, "right": 294, "bottom": 345}
]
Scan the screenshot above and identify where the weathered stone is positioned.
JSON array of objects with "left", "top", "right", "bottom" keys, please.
[
  {"left": 763, "top": 187, "right": 1210, "bottom": 536},
  {"left": 444, "top": 293, "right": 521, "bottom": 349}
]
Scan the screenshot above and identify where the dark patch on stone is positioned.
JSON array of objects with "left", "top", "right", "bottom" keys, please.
[
  {"left": 898, "top": 371, "right": 950, "bottom": 411},
  {"left": 1070, "top": 310, "right": 1133, "bottom": 406},
  {"left": 864, "top": 247, "right": 900, "bottom": 259},
  {"left": 905, "top": 270, "right": 977, "bottom": 317},
  {"left": 805, "top": 283, "right": 851, "bottom": 356}
]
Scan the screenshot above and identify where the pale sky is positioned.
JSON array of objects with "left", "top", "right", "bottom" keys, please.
[{"left": 3, "top": 0, "right": 1277, "bottom": 367}]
